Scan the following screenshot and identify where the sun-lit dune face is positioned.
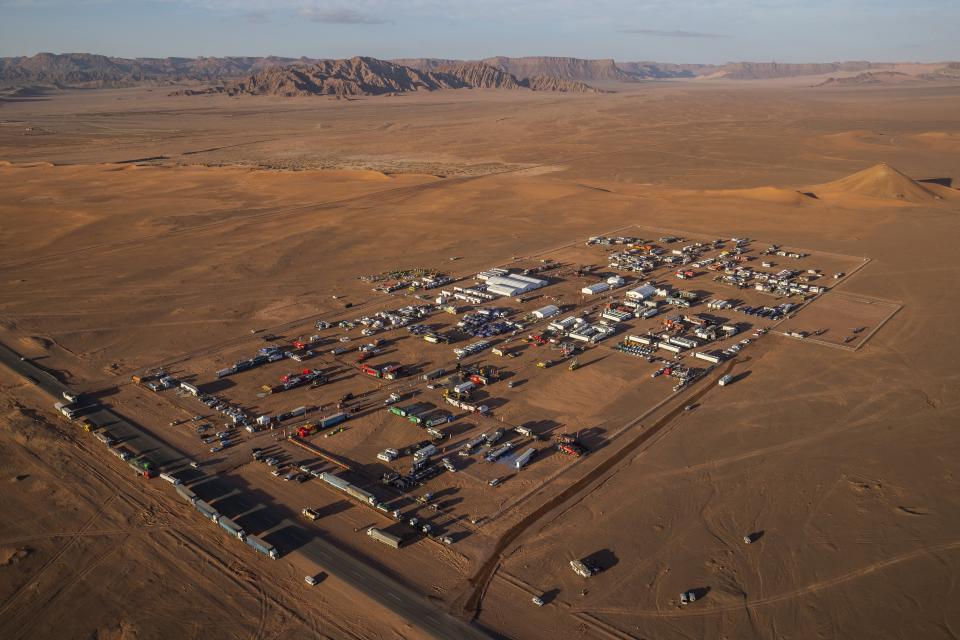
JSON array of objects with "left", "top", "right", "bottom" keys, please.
[{"left": 809, "top": 162, "right": 940, "bottom": 202}]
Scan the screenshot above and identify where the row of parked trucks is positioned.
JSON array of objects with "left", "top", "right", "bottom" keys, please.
[{"left": 174, "top": 484, "right": 279, "bottom": 559}]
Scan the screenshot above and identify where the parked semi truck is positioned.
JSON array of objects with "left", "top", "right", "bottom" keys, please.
[
  {"left": 216, "top": 515, "right": 246, "bottom": 540},
  {"left": 318, "top": 472, "right": 377, "bottom": 506},
  {"left": 245, "top": 534, "right": 279, "bottom": 559},
  {"left": 194, "top": 499, "right": 220, "bottom": 522},
  {"left": 514, "top": 447, "right": 536, "bottom": 470},
  {"left": 175, "top": 484, "right": 197, "bottom": 504},
  {"left": 367, "top": 527, "right": 403, "bottom": 549}
]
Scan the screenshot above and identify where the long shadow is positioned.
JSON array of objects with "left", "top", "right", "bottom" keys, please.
[
  {"left": 574, "top": 354, "right": 609, "bottom": 370},
  {"left": 583, "top": 548, "right": 620, "bottom": 572},
  {"left": 199, "top": 378, "right": 236, "bottom": 394}
]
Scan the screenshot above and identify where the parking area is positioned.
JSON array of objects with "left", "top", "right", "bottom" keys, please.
[{"left": 119, "top": 225, "right": 869, "bottom": 550}]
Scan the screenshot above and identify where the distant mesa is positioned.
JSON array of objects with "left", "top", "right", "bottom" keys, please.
[
  {"left": 177, "top": 57, "right": 608, "bottom": 97},
  {"left": 810, "top": 163, "right": 941, "bottom": 202},
  {"left": 2, "top": 53, "right": 959, "bottom": 93},
  {"left": 706, "top": 61, "right": 876, "bottom": 80},
  {"left": 397, "top": 56, "right": 703, "bottom": 81},
  {"left": 816, "top": 71, "right": 913, "bottom": 87}
]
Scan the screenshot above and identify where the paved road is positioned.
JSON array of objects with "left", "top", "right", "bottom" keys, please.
[
  {"left": 0, "top": 341, "right": 496, "bottom": 640},
  {"left": 298, "top": 536, "right": 495, "bottom": 640}
]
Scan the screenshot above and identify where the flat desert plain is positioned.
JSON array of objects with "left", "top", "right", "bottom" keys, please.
[{"left": 1, "top": 81, "right": 959, "bottom": 640}]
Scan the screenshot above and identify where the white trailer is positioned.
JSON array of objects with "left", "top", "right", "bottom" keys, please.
[
  {"left": 367, "top": 527, "right": 403, "bottom": 549},
  {"left": 514, "top": 447, "right": 536, "bottom": 470}
]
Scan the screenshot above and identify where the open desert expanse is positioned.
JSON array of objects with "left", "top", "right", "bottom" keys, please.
[{"left": 2, "top": 78, "right": 960, "bottom": 640}]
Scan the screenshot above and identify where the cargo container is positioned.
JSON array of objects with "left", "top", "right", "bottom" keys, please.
[
  {"left": 345, "top": 485, "right": 377, "bottom": 506},
  {"left": 719, "top": 374, "right": 734, "bottom": 386},
  {"left": 245, "top": 534, "right": 279, "bottom": 559},
  {"left": 175, "top": 484, "right": 198, "bottom": 504},
  {"left": 514, "top": 447, "right": 536, "bottom": 470},
  {"left": 658, "top": 342, "right": 683, "bottom": 354},
  {"left": 318, "top": 472, "right": 377, "bottom": 506},
  {"left": 367, "top": 527, "right": 403, "bottom": 549},
  {"left": 318, "top": 472, "right": 351, "bottom": 492},
  {"left": 216, "top": 515, "right": 246, "bottom": 540},
  {"left": 194, "top": 499, "right": 219, "bottom": 522},
  {"left": 320, "top": 412, "right": 349, "bottom": 429}
]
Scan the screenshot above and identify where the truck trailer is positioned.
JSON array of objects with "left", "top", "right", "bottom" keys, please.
[
  {"left": 175, "top": 484, "right": 197, "bottom": 504},
  {"left": 245, "top": 534, "right": 279, "bottom": 559},
  {"left": 514, "top": 447, "right": 536, "bottom": 470},
  {"left": 194, "top": 499, "right": 220, "bottom": 522},
  {"left": 367, "top": 527, "right": 403, "bottom": 549},
  {"left": 216, "top": 515, "right": 246, "bottom": 540}
]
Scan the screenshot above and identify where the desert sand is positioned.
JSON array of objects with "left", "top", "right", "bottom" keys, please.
[{"left": 1, "top": 79, "right": 959, "bottom": 640}]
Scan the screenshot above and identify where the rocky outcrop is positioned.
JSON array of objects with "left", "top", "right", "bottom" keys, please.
[
  {"left": 523, "top": 75, "right": 605, "bottom": 92},
  {"left": 816, "top": 71, "right": 913, "bottom": 87},
  {"left": 219, "top": 57, "right": 458, "bottom": 97},
  {"left": 480, "top": 56, "right": 636, "bottom": 82},
  {"left": 434, "top": 63, "right": 525, "bottom": 89},
  {"left": 190, "top": 58, "right": 604, "bottom": 97}
]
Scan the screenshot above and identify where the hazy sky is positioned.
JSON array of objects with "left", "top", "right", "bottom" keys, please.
[{"left": 1, "top": 0, "right": 957, "bottom": 62}]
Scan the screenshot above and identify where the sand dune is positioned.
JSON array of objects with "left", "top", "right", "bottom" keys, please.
[
  {"left": 809, "top": 163, "right": 940, "bottom": 202},
  {"left": 902, "top": 132, "right": 960, "bottom": 152},
  {"left": 820, "top": 130, "right": 891, "bottom": 150},
  {"left": 694, "top": 186, "right": 810, "bottom": 205}
]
